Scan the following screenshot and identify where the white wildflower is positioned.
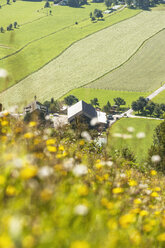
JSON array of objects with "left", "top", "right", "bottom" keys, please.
[
  {"left": 151, "top": 155, "right": 161, "bottom": 163},
  {"left": 74, "top": 204, "right": 88, "bottom": 216},
  {"left": 38, "top": 166, "right": 53, "bottom": 179},
  {"left": 0, "top": 68, "right": 8, "bottom": 78},
  {"left": 122, "top": 134, "right": 133, "bottom": 139},
  {"left": 112, "top": 133, "right": 122, "bottom": 138},
  {"left": 136, "top": 132, "right": 146, "bottom": 139},
  {"left": 81, "top": 131, "right": 91, "bottom": 142},
  {"left": 9, "top": 217, "right": 23, "bottom": 238},
  {"left": 63, "top": 158, "right": 74, "bottom": 170},
  {"left": 72, "top": 164, "right": 88, "bottom": 177},
  {"left": 127, "top": 126, "right": 135, "bottom": 133}
]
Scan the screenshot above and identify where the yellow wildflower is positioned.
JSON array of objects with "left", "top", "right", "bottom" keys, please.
[
  {"left": 151, "top": 192, "right": 159, "bottom": 197},
  {"left": 131, "top": 208, "right": 141, "bottom": 214},
  {"left": 20, "top": 166, "right": 37, "bottom": 179},
  {"left": 101, "top": 198, "right": 114, "bottom": 209},
  {"left": 79, "top": 140, "right": 85, "bottom": 146},
  {"left": 29, "top": 121, "right": 37, "bottom": 127},
  {"left": 47, "top": 146, "right": 57, "bottom": 153},
  {"left": 143, "top": 224, "right": 153, "bottom": 232},
  {"left": 119, "top": 213, "right": 135, "bottom": 228},
  {"left": 134, "top": 198, "right": 142, "bottom": 205},
  {"left": 78, "top": 185, "right": 89, "bottom": 196},
  {"left": 150, "top": 170, "right": 157, "bottom": 176},
  {"left": 95, "top": 163, "right": 103, "bottom": 169},
  {"left": 6, "top": 186, "right": 16, "bottom": 196},
  {"left": 112, "top": 187, "right": 124, "bottom": 194},
  {"left": 154, "top": 211, "right": 161, "bottom": 216},
  {"left": 59, "top": 145, "right": 65, "bottom": 151},
  {"left": 140, "top": 210, "right": 149, "bottom": 217},
  {"left": 24, "top": 132, "right": 34, "bottom": 139},
  {"left": 70, "top": 241, "right": 90, "bottom": 248},
  {"left": 1, "top": 121, "right": 9, "bottom": 126},
  {"left": 46, "top": 139, "right": 56, "bottom": 145},
  {"left": 0, "top": 234, "right": 14, "bottom": 248},
  {"left": 153, "top": 187, "right": 161, "bottom": 192},
  {"left": 128, "top": 180, "right": 137, "bottom": 186},
  {"left": 157, "top": 233, "right": 165, "bottom": 241}
]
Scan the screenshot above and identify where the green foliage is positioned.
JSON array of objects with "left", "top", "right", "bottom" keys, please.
[
  {"left": 94, "top": 8, "right": 103, "bottom": 19},
  {"left": 44, "top": 1, "right": 50, "bottom": 8},
  {"left": 102, "top": 101, "right": 111, "bottom": 113},
  {"left": 105, "top": 0, "right": 113, "bottom": 8},
  {"left": 90, "top": 97, "right": 99, "bottom": 107},
  {"left": 62, "top": 88, "right": 148, "bottom": 108},
  {"left": 148, "top": 120, "right": 165, "bottom": 172},
  {"left": 114, "top": 97, "right": 126, "bottom": 108},
  {"left": 64, "top": 95, "right": 79, "bottom": 106}
]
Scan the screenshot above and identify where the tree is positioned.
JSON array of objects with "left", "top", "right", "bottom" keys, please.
[
  {"left": 94, "top": 9, "right": 103, "bottom": 19},
  {"left": 154, "top": 104, "right": 162, "bottom": 118},
  {"left": 90, "top": 98, "right": 99, "bottom": 107},
  {"left": 114, "top": 97, "right": 126, "bottom": 108},
  {"left": 148, "top": 120, "right": 165, "bottom": 172},
  {"left": 145, "top": 102, "right": 155, "bottom": 116},
  {"left": 44, "top": 1, "right": 50, "bottom": 8},
  {"left": 14, "top": 22, "right": 17, "bottom": 28},
  {"left": 105, "top": 0, "right": 113, "bottom": 8},
  {"left": 0, "top": 27, "right": 4, "bottom": 33},
  {"left": 64, "top": 95, "right": 79, "bottom": 106},
  {"left": 67, "top": 0, "right": 80, "bottom": 7},
  {"left": 103, "top": 101, "right": 111, "bottom": 113},
  {"left": 131, "top": 101, "right": 139, "bottom": 113},
  {"left": 7, "top": 0, "right": 10, "bottom": 4}
]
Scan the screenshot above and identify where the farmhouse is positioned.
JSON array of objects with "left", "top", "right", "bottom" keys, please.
[
  {"left": 67, "top": 100, "right": 107, "bottom": 128},
  {"left": 24, "top": 97, "right": 48, "bottom": 115}
]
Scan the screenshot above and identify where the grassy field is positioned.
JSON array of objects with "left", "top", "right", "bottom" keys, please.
[
  {"left": 109, "top": 118, "right": 162, "bottom": 162},
  {"left": 62, "top": 88, "right": 149, "bottom": 108},
  {"left": 87, "top": 29, "right": 165, "bottom": 92},
  {"left": 152, "top": 89, "right": 165, "bottom": 104},
  {"left": 1, "top": 10, "right": 165, "bottom": 109},
  {"left": 0, "top": 3, "right": 140, "bottom": 91}
]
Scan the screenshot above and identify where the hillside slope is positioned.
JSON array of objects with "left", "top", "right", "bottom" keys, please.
[{"left": 1, "top": 10, "right": 165, "bottom": 108}]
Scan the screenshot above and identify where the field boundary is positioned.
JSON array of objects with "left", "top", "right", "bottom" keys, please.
[
  {"left": 83, "top": 27, "right": 165, "bottom": 91},
  {"left": 0, "top": 8, "right": 142, "bottom": 95}
]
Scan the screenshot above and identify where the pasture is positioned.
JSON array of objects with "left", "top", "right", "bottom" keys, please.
[
  {"left": 87, "top": 29, "right": 165, "bottom": 92},
  {"left": 0, "top": 2, "right": 140, "bottom": 91},
  {"left": 1, "top": 10, "right": 165, "bottom": 109},
  {"left": 109, "top": 118, "right": 162, "bottom": 162},
  {"left": 62, "top": 88, "right": 149, "bottom": 108},
  {"left": 152, "top": 89, "right": 165, "bottom": 104}
]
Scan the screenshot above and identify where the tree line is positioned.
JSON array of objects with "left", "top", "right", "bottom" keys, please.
[{"left": 132, "top": 97, "right": 165, "bottom": 118}]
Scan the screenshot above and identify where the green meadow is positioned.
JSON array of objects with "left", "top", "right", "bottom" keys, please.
[
  {"left": 109, "top": 118, "right": 162, "bottom": 162},
  {"left": 87, "top": 29, "right": 165, "bottom": 92},
  {"left": 62, "top": 88, "right": 149, "bottom": 108},
  {"left": 0, "top": 3, "right": 140, "bottom": 92},
  {"left": 152, "top": 89, "right": 165, "bottom": 104},
  {"left": 2, "top": 10, "right": 165, "bottom": 108}
]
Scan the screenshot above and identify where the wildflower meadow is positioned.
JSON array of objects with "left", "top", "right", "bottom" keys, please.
[{"left": 0, "top": 111, "right": 165, "bottom": 248}]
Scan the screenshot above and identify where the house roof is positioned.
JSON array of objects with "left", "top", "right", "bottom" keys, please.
[{"left": 68, "top": 100, "right": 97, "bottom": 122}]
